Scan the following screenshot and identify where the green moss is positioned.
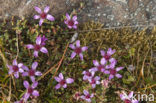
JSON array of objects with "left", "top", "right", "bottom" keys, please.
[{"left": 0, "top": 19, "right": 155, "bottom": 103}]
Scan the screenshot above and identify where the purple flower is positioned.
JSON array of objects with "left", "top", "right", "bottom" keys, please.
[
  {"left": 120, "top": 91, "right": 139, "bottom": 103},
  {"left": 89, "top": 58, "right": 109, "bottom": 73},
  {"left": 69, "top": 40, "right": 88, "bottom": 61},
  {"left": 23, "top": 81, "right": 39, "bottom": 100},
  {"left": 64, "top": 13, "right": 78, "bottom": 29},
  {"left": 105, "top": 58, "right": 117, "bottom": 69},
  {"left": 54, "top": 73, "right": 74, "bottom": 89},
  {"left": 88, "top": 76, "right": 100, "bottom": 88},
  {"left": 100, "top": 48, "right": 116, "bottom": 61},
  {"left": 82, "top": 70, "right": 95, "bottom": 81},
  {"left": 40, "top": 35, "right": 48, "bottom": 46},
  {"left": 34, "top": 6, "right": 55, "bottom": 26},
  {"left": 22, "top": 62, "right": 42, "bottom": 82},
  {"left": 106, "top": 62, "right": 124, "bottom": 80},
  {"left": 7, "top": 59, "right": 24, "bottom": 78},
  {"left": 26, "top": 35, "right": 48, "bottom": 57},
  {"left": 81, "top": 90, "right": 94, "bottom": 103}
]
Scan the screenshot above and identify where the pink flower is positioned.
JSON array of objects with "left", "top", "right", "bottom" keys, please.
[
  {"left": 7, "top": 59, "right": 24, "bottom": 78},
  {"left": 54, "top": 73, "right": 74, "bottom": 89},
  {"left": 106, "top": 61, "right": 124, "bottom": 80},
  {"left": 100, "top": 48, "right": 116, "bottom": 61},
  {"left": 23, "top": 81, "right": 39, "bottom": 100},
  {"left": 89, "top": 58, "right": 109, "bottom": 74},
  {"left": 81, "top": 90, "right": 94, "bottom": 103},
  {"left": 64, "top": 13, "right": 78, "bottom": 29},
  {"left": 82, "top": 70, "right": 95, "bottom": 81},
  {"left": 26, "top": 35, "right": 48, "bottom": 57},
  {"left": 40, "top": 35, "right": 48, "bottom": 46},
  {"left": 22, "top": 62, "right": 42, "bottom": 82},
  {"left": 34, "top": 6, "right": 55, "bottom": 26},
  {"left": 88, "top": 76, "right": 100, "bottom": 88},
  {"left": 69, "top": 40, "right": 88, "bottom": 61},
  {"left": 120, "top": 91, "right": 139, "bottom": 103}
]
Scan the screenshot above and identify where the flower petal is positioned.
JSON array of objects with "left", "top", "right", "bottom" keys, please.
[
  {"left": 68, "top": 25, "right": 72, "bottom": 29},
  {"left": 59, "top": 73, "right": 64, "bottom": 79},
  {"left": 14, "top": 72, "right": 19, "bottom": 78},
  {"left": 109, "top": 75, "right": 114, "bottom": 80},
  {"left": 26, "top": 44, "right": 34, "bottom": 49},
  {"left": 66, "top": 78, "right": 74, "bottom": 84},
  {"left": 55, "top": 84, "right": 61, "bottom": 89},
  {"left": 100, "top": 58, "right": 107, "bottom": 65},
  {"left": 22, "top": 66, "right": 29, "bottom": 71},
  {"left": 36, "top": 36, "right": 41, "bottom": 45},
  {"left": 76, "top": 40, "right": 80, "bottom": 47},
  {"left": 71, "top": 52, "right": 76, "bottom": 59},
  {"left": 32, "top": 62, "right": 38, "bottom": 70},
  {"left": 30, "top": 76, "right": 35, "bottom": 82},
  {"left": 44, "top": 6, "right": 50, "bottom": 13},
  {"left": 35, "top": 71, "right": 42, "bottom": 76},
  {"left": 32, "top": 81, "right": 38, "bottom": 88},
  {"left": 33, "top": 51, "right": 39, "bottom": 57},
  {"left": 63, "top": 84, "right": 67, "bottom": 88},
  {"left": 34, "top": 6, "right": 42, "bottom": 14},
  {"left": 40, "top": 47, "right": 48, "bottom": 53},
  {"left": 39, "top": 19, "right": 44, "bottom": 26},
  {"left": 95, "top": 76, "right": 100, "bottom": 81},
  {"left": 24, "top": 93, "right": 30, "bottom": 100},
  {"left": 46, "top": 14, "right": 55, "bottom": 21},
  {"left": 72, "top": 16, "right": 77, "bottom": 21},
  {"left": 69, "top": 44, "right": 75, "bottom": 49},
  {"left": 74, "top": 21, "right": 78, "bottom": 25},
  {"left": 116, "top": 67, "right": 124, "bottom": 71},
  {"left": 83, "top": 90, "right": 89, "bottom": 95},
  {"left": 22, "top": 72, "right": 28, "bottom": 76},
  {"left": 81, "top": 46, "right": 88, "bottom": 52},
  {"left": 115, "top": 74, "right": 122, "bottom": 78},
  {"left": 92, "top": 84, "right": 96, "bottom": 88},
  {"left": 66, "top": 13, "right": 70, "bottom": 20},
  {"left": 19, "top": 68, "right": 24, "bottom": 73},
  {"left": 93, "top": 60, "right": 99, "bottom": 66},
  {"left": 86, "top": 99, "right": 91, "bottom": 102},
  {"left": 55, "top": 77, "right": 61, "bottom": 82},
  {"left": 13, "top": 59, "right": 17, "bottom": 65},
  {"left": 128, "top": 91, "right": 133, "bottom": 98},
  {"left": 23, "top": 81, "right": 29, "bottom": 89},
  {"left": 34, "top": 15, "right": 40, "bottom": 19},
  {"left": 104, "top": 70, "right": 110, "bottom": 74},
  {"left": 32, "top": 90, "right": 39, "bottom": 97},
  {"left": 107, "top": 48, "right": 116, "bottom": 56},
  {"left": 79, "top": 53, "right": 83, "bottom": 61},
  {"left": 73, "top": 25, "right": 77, "bottom": 29},
  {"left": 100, "top": 50, "right": 105, "bottom": 56},
  {"left": 89, "top": 67, "right": 98, "bottom": 72},
  {"left": 18, "top": 63, "right": 23, "bottom": 68},
  {"left": 120, "top": 94, "right": 126, "bottom": 100}
]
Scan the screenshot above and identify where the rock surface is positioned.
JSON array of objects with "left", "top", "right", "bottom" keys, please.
[{"left": 0, "top": 0, "right": 156, "bottom": 27}]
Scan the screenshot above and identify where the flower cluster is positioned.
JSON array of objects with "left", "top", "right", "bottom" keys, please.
[
  {"left": 6, "top": 5, "right": 139, "bottom": 103},
  {"left": 80, "top": 48, "right": 124, "bottom": 102},
  {"left": 7, "top": 35, "right": 47, "bottom": 102}
]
